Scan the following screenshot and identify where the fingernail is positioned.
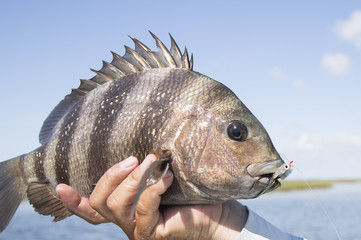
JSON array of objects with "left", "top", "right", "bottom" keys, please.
[
  {"left": 164, "top": 170, "right": 173, "bottom": 179},
  {"left": 140, "top": 155, "right": 157, "bottom": 170},
  {"left": 140, "top": 159, "right": 151, "bottom": 170},
  {"left": 120, "top": 157, "right": 138, "bottom": 169},
  {"left": 163, "top": 170, "right": 173, "bottom": 187}
]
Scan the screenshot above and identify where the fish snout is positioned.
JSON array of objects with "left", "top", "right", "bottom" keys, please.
[
  {"left": 246, "top": 159, "right": 285, "bottom": 193},
  {"left": 247, "top": 159, "right": 284, "bottom": 176}
]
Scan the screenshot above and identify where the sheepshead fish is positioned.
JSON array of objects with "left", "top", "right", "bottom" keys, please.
[{"left": 0, "top": 32, "right": 288, "bottom": 232}]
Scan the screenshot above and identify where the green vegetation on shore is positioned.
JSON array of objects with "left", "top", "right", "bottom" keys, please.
[{"left": 277, "top": 179, "right": 361, "bottom": 192}]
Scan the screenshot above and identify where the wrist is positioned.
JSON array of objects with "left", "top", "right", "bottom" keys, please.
[{"left": 211, "top": 201, "right": 248, "bottom": 240}]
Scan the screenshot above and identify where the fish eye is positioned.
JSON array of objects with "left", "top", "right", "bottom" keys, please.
[
  {"left": 227, "top": 121, "right": 248, "bottom": 142},
  {"left": 284, "top": 164, "right": 289, "bottom": 169}
]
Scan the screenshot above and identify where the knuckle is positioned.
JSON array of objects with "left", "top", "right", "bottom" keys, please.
[
  {"left": 87, "top": 211, "right": 102, "bottom": 225},
  {"left": 128, "top": 170, "right": 141, "bottom": 185},
  {"left": 135, "top": 231, "right": 166, "bottom": 240},
  {"left": 89, "top": 194, "right": 101, "bottom": 210},
  {"left": 87, "top": 218, "right": 101, "bottom": 225},
  {"left": 135, "top": 202, "right": 149, "bottom": 217},
  {"left": 155, "top": 232, "right": 169, "bottom": 240},
  {"left": 123, "top": 172, "right": 140, "bottom": 192},
  {"left": 134, "top": 232, "right": 148, "bottom": 240},
  {"left": 106, "top": 194, "right": 119, "bottom": 212}
]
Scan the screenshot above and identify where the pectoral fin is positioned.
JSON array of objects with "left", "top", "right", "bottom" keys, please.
[{"left": 129, "top": 157, "right": 170, "bottom": 218}]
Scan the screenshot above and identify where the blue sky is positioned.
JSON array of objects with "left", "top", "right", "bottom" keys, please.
[{"left": 0, "top": 1, "right": 360, "bottom": 179}]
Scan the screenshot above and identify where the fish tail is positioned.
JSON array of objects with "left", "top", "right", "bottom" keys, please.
[{"left": 0, "top": 155, "right": 27, "bottom": 232}]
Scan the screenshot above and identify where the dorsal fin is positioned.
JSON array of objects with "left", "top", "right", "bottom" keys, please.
[{"left": 39, "top": 32, "right": 193, "bottom": 145}]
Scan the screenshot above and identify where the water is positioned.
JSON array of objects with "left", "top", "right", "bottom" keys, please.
[
  {"left": 2, "top": 182, "right": 361, "bottom": 240},
  {"left": 243, "top": 182, "right": 361, "bottom": 240}
]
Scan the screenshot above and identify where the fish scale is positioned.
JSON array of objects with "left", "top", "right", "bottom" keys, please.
[{"left": 0, "top": 32, "right": 288, "bottom": 233}]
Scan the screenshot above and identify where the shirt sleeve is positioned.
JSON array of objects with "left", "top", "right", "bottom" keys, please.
[{"left": 235, "top": 208, "right": 306, "bottom": 240}]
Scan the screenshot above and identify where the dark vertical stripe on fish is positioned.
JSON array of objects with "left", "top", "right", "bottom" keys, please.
[
  {"left": 87, "top": 76, "right": 139, "bottom": 184},
  {"left": 54, "top": 101, "right": 84, "bottom": 185},
  {"left": 132, "top": 69, "right": 196, "bottom": 161},
  {"left": 33, "top": 147, "right": 46, "bottom": 181}
]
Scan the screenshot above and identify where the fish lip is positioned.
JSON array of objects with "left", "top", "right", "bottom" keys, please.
[
  {"left": 247, "top": 159, "right": 284, "bottom": 194},
  {"left": 246, "top": 159, "right": 284, "bottom": 177},
  {"left": 258, "top": 179, "right": 282, "bottom": 195},
  {"left": 266, "top": 179, "right": 281, "bottom": 192}
]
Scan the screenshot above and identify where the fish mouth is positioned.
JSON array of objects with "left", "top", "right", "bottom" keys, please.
[
  {"left": 254, "top": 173, "right": 282, "bottom": 194},
  {"left": 246, "top": 159, "right": 284, "bottom": 194}
]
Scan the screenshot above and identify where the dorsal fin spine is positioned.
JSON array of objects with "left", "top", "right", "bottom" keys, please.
[
  {"left": 149, "top": 31, "right": 176, "bottom": 68},
  {"left": 110, "top": 51, "right": 138, "bottom": 74},
  {"left": 182, "top": 48, "right": 190, "bottom": 69},
  {"left": 89, "top": 69, "right": 112, "bottom": 83},
  {"left": 123, "top": 46, "right": 151, "bottom": 70},
  {"left": 78, "top": 79, "right": 99, "bottom": 92},
  {"left": 99, "top": 61, "right": 125, "bottom": 79},
  {"left": 190, "top": 53, "right": 194, "bottom": 70},
  {"left": 169, "top": 33, "right": 183, "bottom": 68},
  {"left": 129, "top": 36, "right": 160, "bottom": 68}
]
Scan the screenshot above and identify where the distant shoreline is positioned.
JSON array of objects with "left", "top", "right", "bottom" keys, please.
[{"left": 276, "top": 179, "right": 361, "bottom": 192}]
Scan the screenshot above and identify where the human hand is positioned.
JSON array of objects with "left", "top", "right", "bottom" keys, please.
[{"left": 56, "top": 155, "right": 248, "bottom": 240}]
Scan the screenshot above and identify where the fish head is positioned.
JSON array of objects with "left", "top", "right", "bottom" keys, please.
[{"left": 173, "top": 85, "right": 287, "bottom": 201}]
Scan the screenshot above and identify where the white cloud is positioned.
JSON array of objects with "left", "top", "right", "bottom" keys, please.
[
  {"left": 336, "top": 132, "right": 361, "bottom": 146},
  {"left": 292, "top": 79, "right": 305, "bottom": 89},
  {"left": 295, "top": 134, "right": 323, "bottom": 152},
  {"left": 267, "top": 67, "right": 306, "bottom": 90},
  {"left": 321, "top": 53, "right": 352, "bottom": 75},
  {"left": 268, "top": 66, "right": 286, "bottom": 80},
  {"left": 335, "top": 10, "right": 361, "bottom": 49},
  {"left": 286, "top": 132, "right": 361, "bottom": 179}
]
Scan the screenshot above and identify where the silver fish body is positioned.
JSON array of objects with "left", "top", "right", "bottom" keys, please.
[{"left": 0, "top": 32, "right": 288, "bottom": 232}]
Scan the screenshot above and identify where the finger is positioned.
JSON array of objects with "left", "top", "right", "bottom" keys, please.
[
  {"left": 134, "top": 170, "right": 173, "bottom": 239},
  {"left": 103, "top": 154, "right": 157, "bottom": 229},
  {"left": 89, "top": 156, "right": 138, "bottom": 219},
  {"left": 56, "top": 184, "right": 108, "bottom": 224}
]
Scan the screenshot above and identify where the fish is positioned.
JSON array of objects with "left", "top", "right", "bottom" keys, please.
[{"left": 0, "top": 32, "right": 289, "bottom": 232}]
